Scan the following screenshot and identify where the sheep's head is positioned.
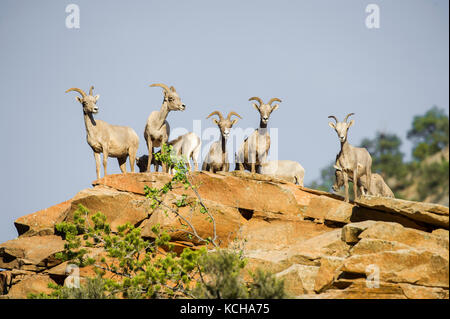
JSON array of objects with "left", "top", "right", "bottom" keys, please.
[
  {"left": 207, "top": 110, "right": 242, "bottom": 139},
  {"left": 66, "top": 86, "right": 99, "bottom": 114},
  {"left": 328, "top": 113, "right": 355, "bottom": 143},
  {"left": 150, "top": 83, "right": 186, "bottom": 111},
  {"left": 249, "top": 97, "right": 281, "bottom": 125}
]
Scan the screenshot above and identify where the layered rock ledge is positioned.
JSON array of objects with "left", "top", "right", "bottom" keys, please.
[{"left": 1, "top": 172, "right": 448, "bottom": 298}]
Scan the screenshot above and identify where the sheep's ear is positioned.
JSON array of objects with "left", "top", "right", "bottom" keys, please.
[
  {"left": 347, "top": 120, "right": 354, "bottom": 128},
  {"left": 231, "top": 118, "right": 239, "bottom": 126},
  {"left": 76, "top": 96, "right": 83, "bottom": 103},
  {"left": 213, "top": 118, "right": 219, "bottom": 125},
  {"left": 333, "top": 164, "right": 341, "bottom": 171},
  {"left": 252, "top": 103, "right": 259, "bottom": 111},
  {"left": 170, "top": 86, "right": 176, "bottom": 92},
  {"left": 94, "top": 95, "right": 100, "bottom": 101},
  {"left": 328, "top": 122, "right": 336, "bottom": 129},
  {"left": 271, "top": 104, "right": 279, "bottom": 112}
]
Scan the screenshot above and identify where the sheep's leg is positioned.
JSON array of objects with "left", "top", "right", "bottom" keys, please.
[
  {"left": 366, "top": 168, "right": 372, "bottom": 196},
  {"left": 94, "top": 152, "right": 101, "bottom": 180},
  {"left": 193, "top": 158, "right": 198, "bottom": 172},
  {"left": 249, "top": 149, "right": 257, "bottom": 173},
  {"left": 236, "top": 152, "right": 244, "bottom": 171},
  {"left": 118, "top": 156, "right": 127, "bottom": 174},
  {"left": 192, "top": 146, "right": 200, "bottom": 172},
  {"left": 146, "top": 139, "right": 153, "bottom": 173},
  {"left": 343, "top": 171, "right": 349, "bottom": 202},
  {"left": 161, "top": 147, "right": 168, "bottom": 173},
  {"left": 359, "top": 185, "right": 366, "bottom": 196},
  {"left": 353, "top": 170, "right": 358, "bottom": 200},
  {"left": 129, "top": 147, "right": 137, "bottom": 173},
  {"left": 297, "top": 175, "right": 304, "bottom": 187},
  {"left": 102, "top": 150, "right": 109, "bottom": 177}
]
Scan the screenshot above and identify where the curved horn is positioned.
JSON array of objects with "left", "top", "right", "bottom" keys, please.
[
  {"left": 227, "top": 111, "right": 242, "bottom": 120},
  {"left": 89, "top": 86, "right": 94, "bottom": 96},
  {"left": 206, "top": 111, "right": 224, "bottom": 121},
  {"left": 268, "top": 98, "right": 282, "bottom": 105},
  {"left": 328, "top": 115, "right": 338, "bottom": 123},
  {"left": 65, "top": 88, "right": 87, "bottom": 97},
  {"left": 249, "top": 96, "right": 263, "bottom": 106},
  {"left": 344, "top": 113, "right": 355, "bottom": 123},
  {"left": 150, "top": 83, "right": 171, "bottom": 92}
]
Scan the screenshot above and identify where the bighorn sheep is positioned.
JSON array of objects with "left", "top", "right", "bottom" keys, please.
[
  {"left": 136, "top": 132, "right": 201, "bottom": 173},
  {"left": 328, "top": 113, "right": 372, "bottom": 202},
  {"left": 203, "top": 110, "right": 242, "bottom": 173},
  {"left": 66, "top": 86, "right": 139, "bottom": 179},
  {"left": 236, "top": 97, "right": 281, "bottom": 173},
  {"left": 144, "top": 83, "right": 186, "bottom": 172},
  {"left": 333, "top": 166, "right": 394, "bottom": 198},
  {"left": 258, "top": 160, "right": 305, "bottom": 186},
  {"left": 169, "top": 132, "right": 202, "bottom": 171}
]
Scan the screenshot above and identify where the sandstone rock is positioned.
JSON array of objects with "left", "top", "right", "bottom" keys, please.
[
  {"left": 140, "top": 197, "right": 243, "bottom": 246},
  {"left": 275, "top": 264, "right": 319, "bottom": 294},
  {"left": 0, "top": 271, "right": 12, "bottom": 295},
  {"left": 275, "top": 266, "right": 305, "bottom": 296},
  {"left": 66, "top": 186, "right": 149, "bottom": 232},
  {"left": 341, "top": 221, "right": 377, "bottom": 244},
  {"left": 239, "top": 218, "right": 331, "bottom": 251},
  {"left": 303, "top": 195, "right": 354, "bottom": 224},
  {"left": 5, "top": 274, "right": 56, "bottom": 299},
  {"left": 358, "top": 222, "right": 448, "bottom": 257},
  {"left": 326, "top": 279, "right": 407, "bottom": 299},
  {"left": 432, "top": 228, "right": 449, "bottom": 238},
  {"left": 350, "top": 238, "right": 412, "bottom": 255},
  {"left": 343, "top": 249, "right": 449, "bottom": 288},
  {"left": 399, "top": 283, "right": 449, "bottom": 299},
  {"left": 287, "top": 229, "right": 351, "bottom": 260},
  {"left": 1, "top": 172, "right": 448, "bottom": 299},
  {"left": 356, "top": 196, "right": 449, "bottom": 229},
  {"left": 0, "top": 235, "right": 65, "bottom": 271},
  {"left": 93, "top": 172, "right": 313, "bottom": 219},
  {"left": 14, "top": 200, "right": 71, "bottom": 237},
  {"left": 314, "top": 256, "right": 345, "bottom": 293}
]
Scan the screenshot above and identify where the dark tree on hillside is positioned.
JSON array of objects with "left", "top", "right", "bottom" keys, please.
[
  {"left": 360, "top": 132, "right": 407, "bottom": 180},
  {"left": 407, "top": 106, "right": 449, "bottom": 161}
]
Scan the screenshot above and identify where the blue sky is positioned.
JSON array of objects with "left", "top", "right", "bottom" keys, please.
[{"left": 0, "top": 0, "right": 448, "bottom": 243}]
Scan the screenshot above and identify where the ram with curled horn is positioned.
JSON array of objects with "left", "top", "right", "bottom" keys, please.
[
  {"left": 143, "top": 83, "right": 187, "bottom": 173},
  {"left": 65, "top": 86, "right": 139, "bottom": 179},
  {"left": 328, "top": 113, "right": 373, "bottom": 202},
  {"left": 235, "top": 96, "right": 282, "bottom": 173},
  {"left": 202, "top": 110, "right": 242, "bottom": 173}
]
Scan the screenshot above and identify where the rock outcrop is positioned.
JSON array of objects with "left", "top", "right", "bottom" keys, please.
[{"left": 1, "top": 172, "right": 448, "bottom": 299}]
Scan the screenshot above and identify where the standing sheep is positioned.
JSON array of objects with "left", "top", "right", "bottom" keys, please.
[
  {"left": 236, "top": 97, "right": 281, "bottom": 173},
  {"left": 66, "top": 86, "right": 139, "bottom": 179},
  {"left": 328, "top": 113, "right": 373, "bottom": 202},
  {"left": 144, "top": 83, "right": 186, "bottom": 173},
  {"left": 203, "top": 110, "right": 242, "bottom": 173}
]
